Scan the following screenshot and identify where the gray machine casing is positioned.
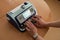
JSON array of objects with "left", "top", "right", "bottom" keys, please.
[{"left": 6, "top": 1, "right": 36, "bottom": 32}]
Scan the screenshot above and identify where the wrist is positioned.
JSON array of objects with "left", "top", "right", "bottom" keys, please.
[
  {"left": 43, "top": 22, "right": 50, "bottom": 27},
  {"left": 32, "top": 33, "right": 38, "bottom": 40},
  {"left": 33, "top": 34, "right": 44, "bottom": 40},
  {"left": 46, "top": 22, "right": 51, "bottom": 27}
]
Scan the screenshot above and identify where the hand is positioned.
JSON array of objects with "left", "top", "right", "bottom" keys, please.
[
  {"left": 25, "top": 20, "right": 45, "bottom": 40},
  {"left": 25, "top": 20, "right": 38, "bottom": 37},
  {"left": 31, "top": 15, "right": 47, "bottom": 28}
]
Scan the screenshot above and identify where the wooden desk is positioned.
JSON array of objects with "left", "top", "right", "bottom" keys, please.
[{"left": 0, "top": 0, "right": 51, "bottom": 40}]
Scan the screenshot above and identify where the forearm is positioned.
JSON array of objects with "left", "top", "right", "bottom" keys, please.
[
  {"left": 36, "top": 35, "right": 44, "bottom": 40},
  {"left": 46, "top": 21, "right": 60, "bottom": 27}
]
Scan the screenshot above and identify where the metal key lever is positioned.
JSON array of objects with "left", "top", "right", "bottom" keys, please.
[
  {"left": 19, "top": 24, "right": 26, "bottom": 32},
  {"left": 31, "top": 19, "right": 37, "bottom": 24}
]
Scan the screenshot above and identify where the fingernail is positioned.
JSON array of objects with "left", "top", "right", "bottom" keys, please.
[
  {"left": 40, "top": 16, "right": 42, "bottom": 18},
  {"left": 34, "top": 16, "right": 37, "bottom": 18}
]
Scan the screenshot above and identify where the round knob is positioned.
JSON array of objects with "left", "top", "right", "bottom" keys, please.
[{"left": 24, "top": 2, "right": 28, "bottom": 5}]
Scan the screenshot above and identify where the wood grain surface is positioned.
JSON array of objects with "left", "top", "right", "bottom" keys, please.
[{"left": 0, "top": 0, "right": 51, "bottom": 40}]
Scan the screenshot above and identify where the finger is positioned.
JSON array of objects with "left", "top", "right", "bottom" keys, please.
[
  {"left": 25, "top": 21, "right": 30, "bottom": 27},
  {"left": 28, "top": 21, "right": 35, "bottom": 27},
  {"left": 39, "top": 16, "right": 42, "bottom": 18},
  {"left": 26, "top": 21, "right": 36, "bottom": 30},
  {"left": 34, "top": 23, "right": 40, "bottom": 27},
  {"left": 26, "top": 27, "right": 30, "bottom": 32},
  {"left": 36, "top": 15, "right": 42, "bottom": 18},
  {"left": 34, "top": 15, "right": 42, "bottom": 19},
  {"left": 25, "top": 20, "right": 37, "bottom": 31},
  {"left": 35, "top": 15, "right": 44, "bottom": 22},
  {"left": 25, "top": 21, "right": 33, "bottom": 30},
  {"left": 31, "top": 17, "right": 39, "bottom": 22},
  {"left": 34, "top": 15, "right": 40, "bottom": 19},
  {"left": 26, "top": 20, "right": 33, "bottom": 25}
]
